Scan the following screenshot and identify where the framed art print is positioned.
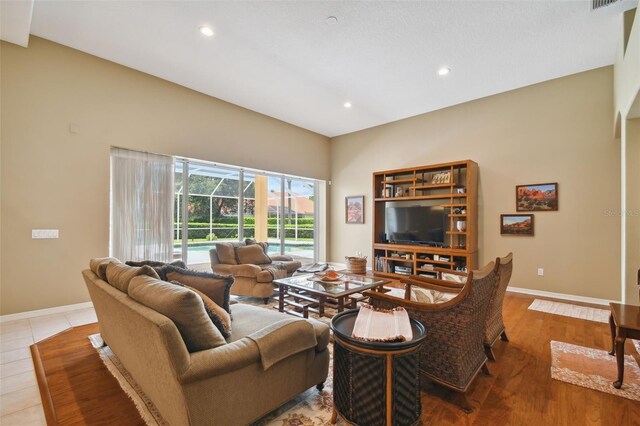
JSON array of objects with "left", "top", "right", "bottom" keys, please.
[
  {"left": 346, "top": 195, "right": 364, "bottom": 224},
  {"left": 516, "top": 182, "right": 558, "bottom": 211}
]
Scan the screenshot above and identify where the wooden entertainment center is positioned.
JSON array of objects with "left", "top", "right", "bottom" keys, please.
[{"left": 372, "top": 160, "right": 478, "bottom": 279}]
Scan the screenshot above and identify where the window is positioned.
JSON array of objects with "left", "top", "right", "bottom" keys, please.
[{"left": 174, "top": 158, "right": 320, "bottom": 268}]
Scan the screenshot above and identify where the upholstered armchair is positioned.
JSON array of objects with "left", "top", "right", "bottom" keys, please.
[
  {"left": 366, "top": 261, "right": 498, "bottom": 413},
  {"left": 209, "top": 241, "right": 301, "bottom": 301}
]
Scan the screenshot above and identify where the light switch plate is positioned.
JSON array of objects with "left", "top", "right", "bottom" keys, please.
[{"left": 32, "top": 229, "right": 59, "bottom": 239}]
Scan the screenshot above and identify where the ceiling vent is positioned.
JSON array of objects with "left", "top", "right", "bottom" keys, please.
[{"left": 591, "top": 0, "right": 619, "bottom": 10}]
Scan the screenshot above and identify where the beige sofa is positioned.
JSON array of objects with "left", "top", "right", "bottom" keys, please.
[
  {"left": 83, "top": 259, "right": 329, "bottom": 426},
  {"left": 209, "top": 241, "right": 302, "bottom": 301}
]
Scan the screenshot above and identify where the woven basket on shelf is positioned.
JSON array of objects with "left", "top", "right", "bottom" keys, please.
[{"left": 345, "top": 256, "right": 367, "bottom": 274}]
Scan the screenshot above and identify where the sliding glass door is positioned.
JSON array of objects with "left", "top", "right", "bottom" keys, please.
[{"left": 175, "top": 159, "right": 318, "bottom": 268}]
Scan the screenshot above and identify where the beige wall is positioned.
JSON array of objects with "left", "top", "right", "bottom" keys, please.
[
  {"left": 614, "top": 8, "right": 640, "bottom": 304},
  {"left": 0, "top": 37, "right": 330, "bottom": 315},
  {"left": 330, "top": 67, "right": 621, "bottom": 300}
]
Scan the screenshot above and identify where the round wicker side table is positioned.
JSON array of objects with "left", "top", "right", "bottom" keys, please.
[{"left": 330, "top": 309, "right": 426, "bottom": 426}]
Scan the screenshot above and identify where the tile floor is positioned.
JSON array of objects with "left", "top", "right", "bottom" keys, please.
[{"left": 0, "top": 307, "right": 97, "bottom": 425}]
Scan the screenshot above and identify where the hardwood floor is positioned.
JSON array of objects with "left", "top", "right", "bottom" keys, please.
[
  {"left": 30, "top": 293, "right": 640, "bottom": 425},
  {"left": 30, "top": 323, "right": 144, "bottom": 425}
]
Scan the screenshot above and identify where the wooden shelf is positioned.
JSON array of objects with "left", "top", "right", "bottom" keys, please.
[
  {"left": 382, "top": 178, "right": 417, "bottom": 184},
  {"left": 380, "top": 256, "right": 413, "bottom": 262},
  {"left": 373, "top": 160, "right": 478, "bottom": 279},
  {"left": 412, "top": 183, "right": 452, "bottom": 190},
  {"left": 416, "top": 258, "right": 455, "bottom": 266}
]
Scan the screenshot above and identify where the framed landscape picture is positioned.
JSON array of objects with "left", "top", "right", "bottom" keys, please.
[
  {"left": 346, "top": 195, "right": 364, "bottom": 224},
  {"left": 516, "top": 182, "right": 558, "bottom": 211},
  {"left": 501, "top": 214, "right": 534, "bottom": 236}
]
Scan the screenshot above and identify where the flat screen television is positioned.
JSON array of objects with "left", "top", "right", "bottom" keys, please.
[{"left": 385, "top": 205, "right": 446, "bottom": 245}]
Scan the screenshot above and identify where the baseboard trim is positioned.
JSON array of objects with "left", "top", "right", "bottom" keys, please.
[
  {"left": 507, "top": 286, "right": 618, "bottom": 307},
  {"left": 0, "top": 301, "right": 94, "bottom": 323}
]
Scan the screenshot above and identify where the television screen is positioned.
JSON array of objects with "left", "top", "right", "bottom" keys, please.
[{"left": 385, "top": 205, "right": 446, "bottom": 245}]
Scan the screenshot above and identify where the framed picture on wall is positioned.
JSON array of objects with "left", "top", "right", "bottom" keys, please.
[
  {"left": 516, "top": 182, "right": 558, "bottom": 211},
  {"left": 500, "top": 214, "right": 534, "bottom": 236},
  {"left": 346, "top": 195, "right": 365, "bottom": 224}
]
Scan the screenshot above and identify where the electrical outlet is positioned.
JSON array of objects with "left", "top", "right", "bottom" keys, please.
[{"left": 537, "top": 268, "right": 544, "bottom": 276}]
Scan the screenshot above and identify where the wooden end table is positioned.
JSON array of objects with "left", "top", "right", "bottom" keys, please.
[
  {"left": 330, "top": 309, "right": 426, "bottom": 426},
  {"left": 608, "top": 302, "right": 640, "bottom": 389},
  {"left": 273, "top": 273, "right": 390, "bottom": 318}
]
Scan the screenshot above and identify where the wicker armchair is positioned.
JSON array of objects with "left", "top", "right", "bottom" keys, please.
[
  {"left": 483, "top": 253, "right": 513, "bottom": 361},
  {"left": 366, "top": 261, "right": 498, "bottom": 413}
]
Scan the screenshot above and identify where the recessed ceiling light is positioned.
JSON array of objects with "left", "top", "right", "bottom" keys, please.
[
  {"left": 344, "top": 102, "right": 352, "bottom": 108},
  {"left": 199, "top": 26, "right": 214, "bottom": 37},
  {"left": 326, "top": 16, "right": 338, "bottom": 25},
  {"left": 438, "top": 67, "right": 451, "bottom": 76}
]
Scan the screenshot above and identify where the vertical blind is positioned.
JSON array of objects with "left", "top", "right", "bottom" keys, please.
[{"left": 110, "top": 148, "right": 174, "bottom": 262}]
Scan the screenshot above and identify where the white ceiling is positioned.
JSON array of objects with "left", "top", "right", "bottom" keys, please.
[{"left": 10, "top": 1, "right": 639, "bottom": 136}]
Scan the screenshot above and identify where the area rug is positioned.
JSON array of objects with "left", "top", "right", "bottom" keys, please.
[
  {"left": 528, "top": 299, "right": 609, "bottom": 323},
  {"left": 91, "top": 332, "right": 337, "bottom": 426},
  {"left": 550, "top": 340, "right": 640, "bottom": 402}
]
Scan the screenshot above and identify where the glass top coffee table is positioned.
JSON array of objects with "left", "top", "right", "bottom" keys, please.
[{"left": 273, "top": 273, "right": 390, "bottom": 318}]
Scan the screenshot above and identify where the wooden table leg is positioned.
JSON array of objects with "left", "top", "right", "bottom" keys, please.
[
  {"left": 608, "top": 314, "right": 616, "bottom": 355},
  {"left": 318, "top": 295, "right": 325, "bottom": 317},
  {"left": 613, "top": 334, "right": 626, "bottom": 389},
  {"left": 337, "top": 297, "right": 344, "bottom": 313}
]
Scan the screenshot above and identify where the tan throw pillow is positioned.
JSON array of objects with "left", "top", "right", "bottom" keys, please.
[
  {"left": 172, "top": 282, "right": 231, "bottom": 338},
  {"left": 89, "top": 257, "right": 122, "bottom": 281},
  {"left": 129, "top": 276, "right": 226, "bottom": 352},
  {"left": 215, "top": 243, "right": 238, "bottom": 265},
  {"left": 164, "top": 266, "right": 234, "bottom": 314},
  {"left": 236, "top": 244, "right": 271, "bottom": 265},
  {"left": 244, "top": 238, "right": 270, "bottom": 256},
  {"left": 105, "top": 263, "right": 159, "bottom": 293}
]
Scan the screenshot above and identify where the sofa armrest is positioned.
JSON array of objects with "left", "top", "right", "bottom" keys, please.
[
  {"left": 247, "top": 319, "right": 318, "bottom": 370},
  {"left": 180, "top": 338, "right": 260, "bottom": 384},
  {"left": 212, "top": 264, "right": 261, "bottom": 278},
  {"left": 270, "top": 255, "right": 293, "bottom": 262}
]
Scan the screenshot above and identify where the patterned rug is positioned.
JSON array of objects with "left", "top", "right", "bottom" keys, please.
[
  {"left": 528, "top": 299, "right": 610, "bottom": 323},
  {"left": 550, "top": 341, "right": 640, "bottom": 402}
]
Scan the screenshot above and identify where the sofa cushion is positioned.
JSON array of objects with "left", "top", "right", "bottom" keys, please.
[
  {"left": 171, "top": 281, "right": 232, "bottom": 338},
  {"left": 129, "top": 275, "right": 226, "bottom": 352},
  {"left": 105, "top": 262, "right": 159, "bottom": 293},
  {"left": 236, "top": 244, "right": 271, "bottom": 265},
  {"left": 216, "top": 243, "right": 238, "bottom": 265},
  {"left": 164, "top": 266, "right": 234, "bottom": 314},
  {"left": 272, "top": 260, "right": 302, "bottom": 275},
  {"left": 89, "top": 257, "right": 122, "bottom": 281},
  {"left": 125, "top": 260, "right": 187, "bottom": 280}
]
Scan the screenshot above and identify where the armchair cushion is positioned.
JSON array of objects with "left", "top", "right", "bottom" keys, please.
[
  {"left": 129, "top": 275, "right": 226, "bottom": 352},
  {"left": 441, "top": 272, "right": 467, "bottom": 284},
  {"left": 105, "top": 262, "right": 159, "bottom": 293},
  {"left": 247, "top": 318, "right": 317, "bottom": 370},
  {"left": 244, "top": 238, "right": 270, "bottom": 255},
  {"left": 236, "top": 244, "right": 271, "bottom": 265},
  {"left": 215, "top": 243, "right": 238, "bottom": 265},
  {"left": 165, "top": 266, "right": 234, "bottom": 314}
]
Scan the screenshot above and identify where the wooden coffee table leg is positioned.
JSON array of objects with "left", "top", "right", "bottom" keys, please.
[
  {"left": 608, "top": 314, "right": 616, "bottom": 355},
  {"left": 337, "top": 297, "right": 344, "bottom": 313},
  {"left": 613, "top": 334, "right": 625, "bottom": 389},
  {"left": 318, "top": 296, "right": 325, "bottom": 317}
]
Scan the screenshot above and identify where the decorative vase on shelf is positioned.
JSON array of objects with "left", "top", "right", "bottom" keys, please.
[{"left": 456, "top": 220, "right": 467, "bottom": 232}]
